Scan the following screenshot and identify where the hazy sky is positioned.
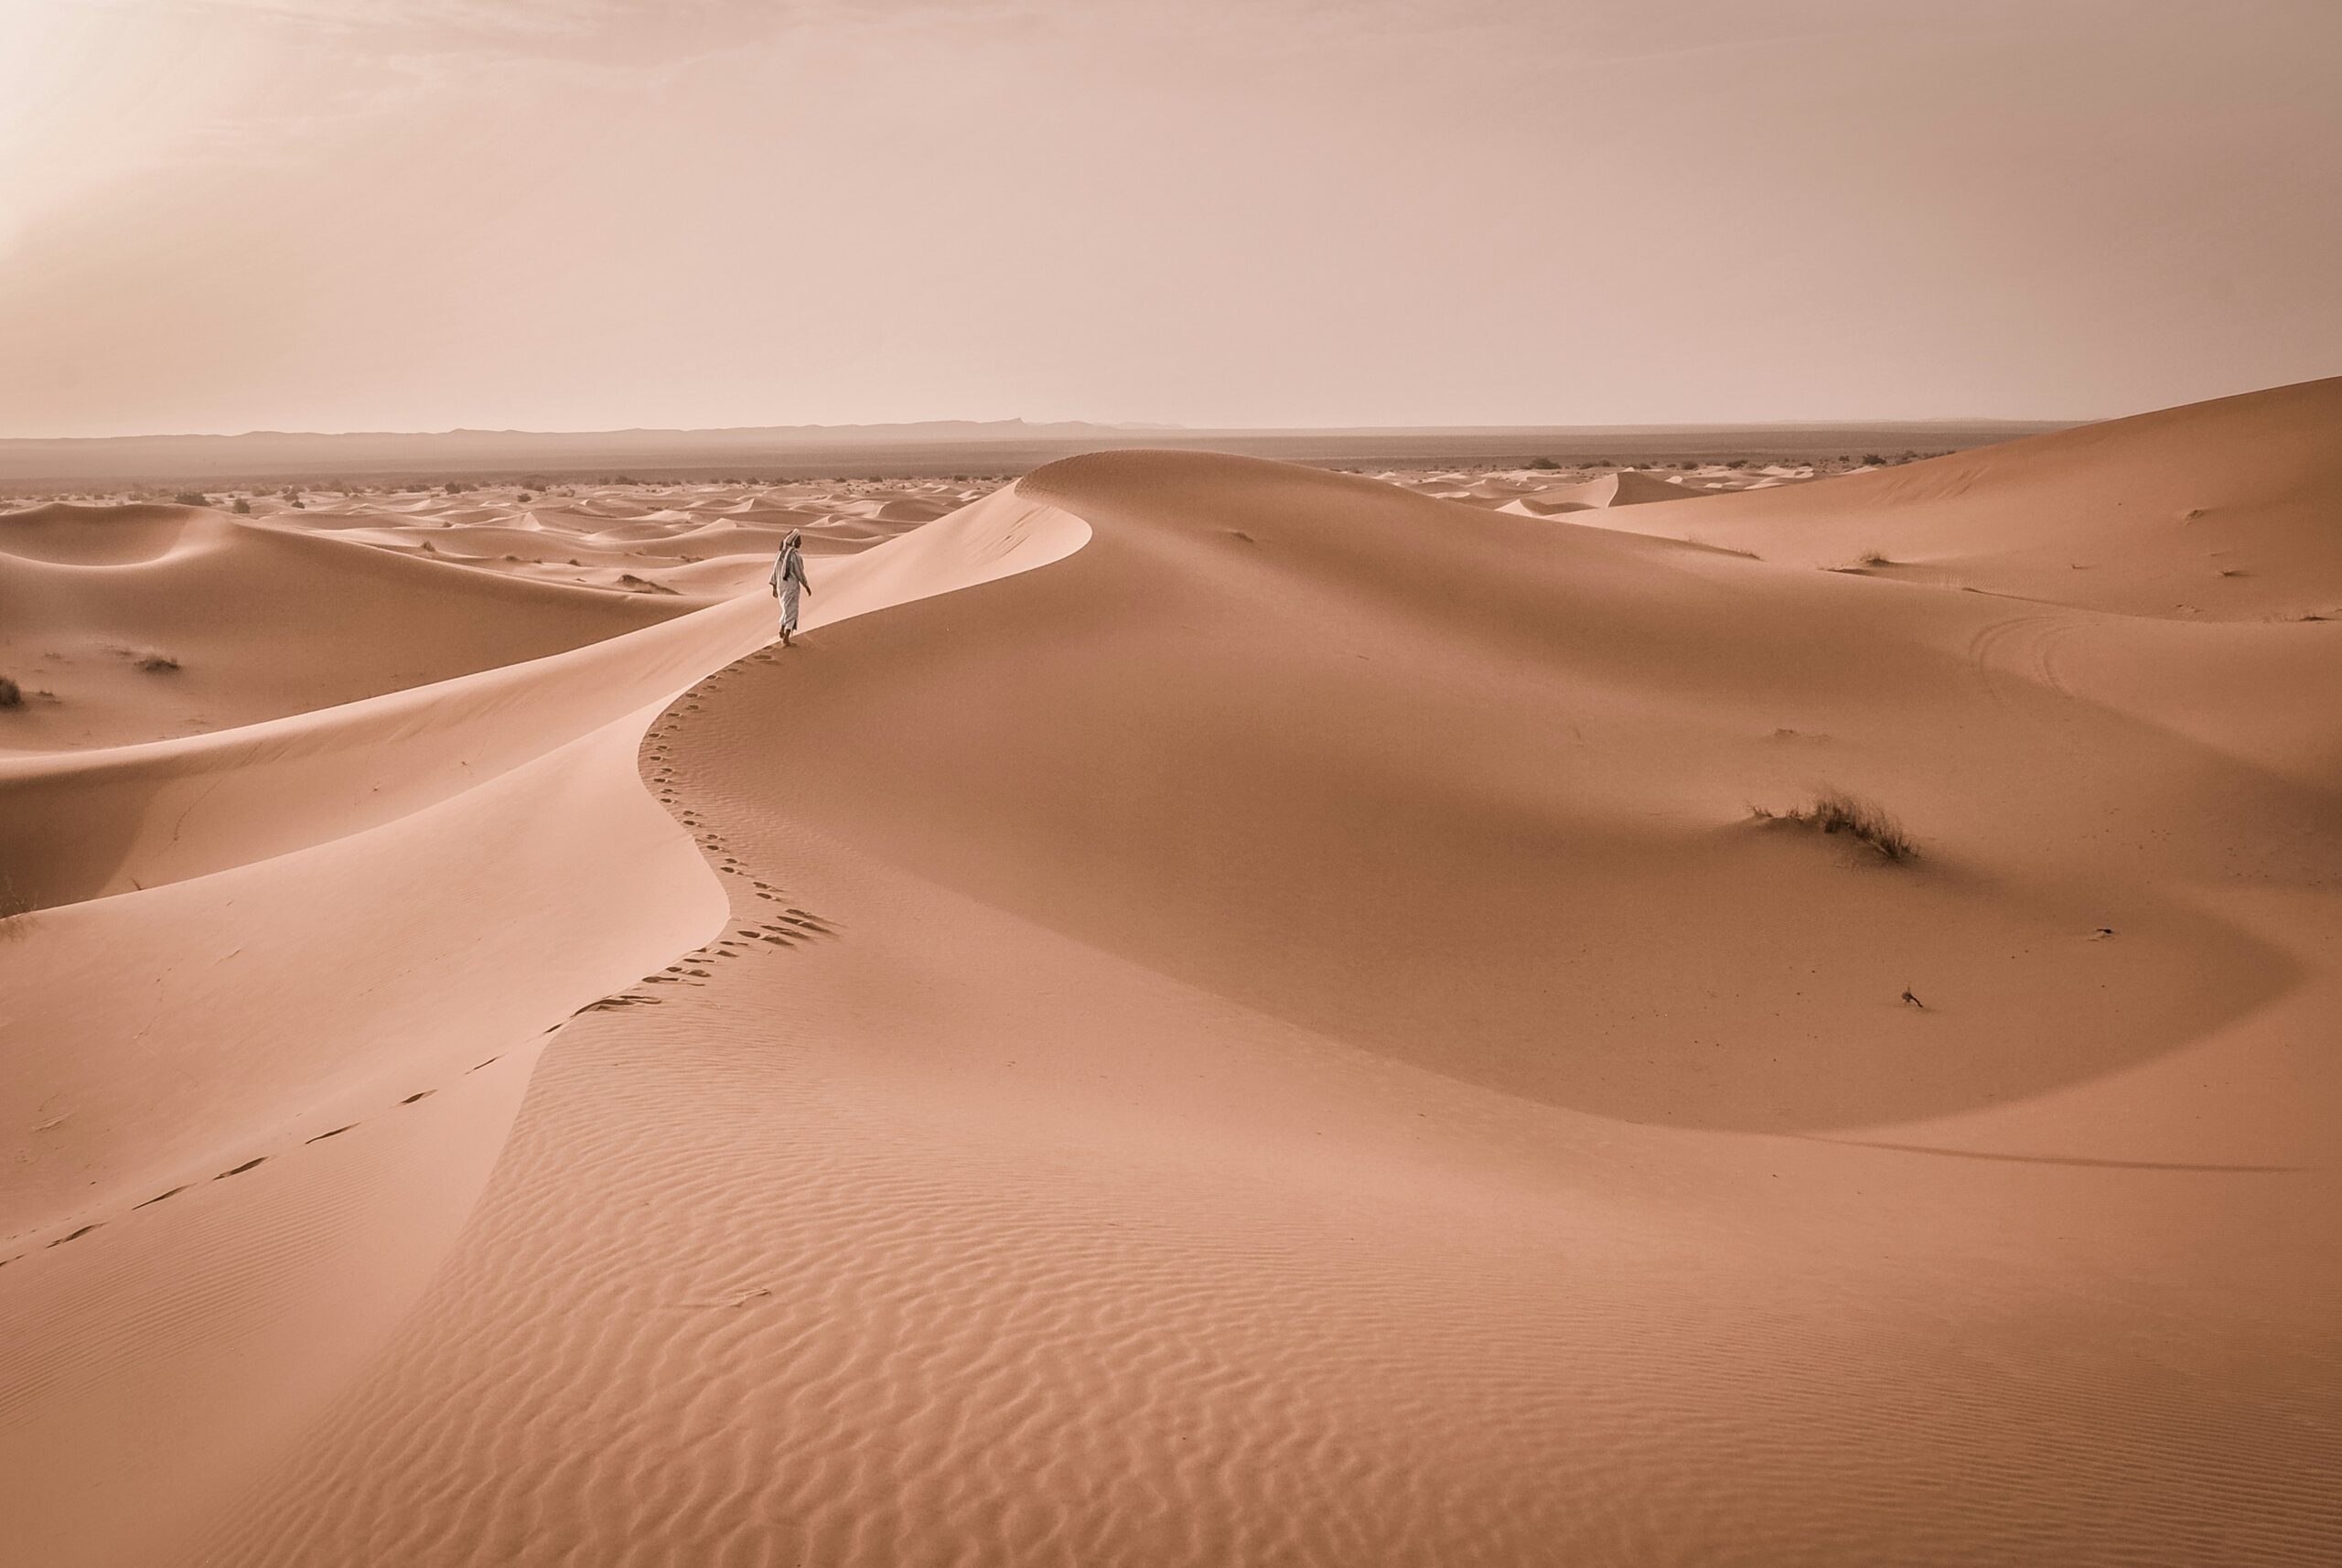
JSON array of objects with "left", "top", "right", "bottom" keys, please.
[{"left": 2, "top": 0, "right": 2337, "bottom": 435}]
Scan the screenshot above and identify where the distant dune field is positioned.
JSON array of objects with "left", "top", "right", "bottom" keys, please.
[
  {"left": 0, "top": 418, "right": 2058, "bottom": 490},
  {"left": 3, "top": 382, "right": 2338, "bottom": 1568}
]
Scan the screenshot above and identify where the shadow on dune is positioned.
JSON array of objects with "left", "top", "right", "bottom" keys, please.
[{"left": 715, "top": 449, "right": 2326, "bottom": 1133}]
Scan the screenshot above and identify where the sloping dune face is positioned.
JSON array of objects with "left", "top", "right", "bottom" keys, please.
[
  {"left": 0, "top": 489, "right": 1088, "bottom": 1568},
  {"left": 1595, "top": 377, "right": 2342, "bottom": 619},
  {"left": 0, "top": 588, "right": 774, "bottom": 1568},
  {"left": 0, "top": 501, "right": 220, "bottom": 565},
  {"left": 0, "top": 501, "right": 684, "bottom": 752},
  {"left": 156, "top": 393, "right": 2338, "bottom": 1566},
  {"left": 699, "top": 449, "right": 2316, "bottom": 1132}
]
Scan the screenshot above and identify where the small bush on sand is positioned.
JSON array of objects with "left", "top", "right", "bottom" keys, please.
[
  {"left": 231, "top": 497, "right": 252, "bottom": 514},
  {"left": 1751, "top": 789, "right": 1915, "bottom": 863},
  {"left": 133, "top": 650, "right": 180, "bottom": 672},
  {"left": 173, "top": 491, "right": 209, "bottom": 507},
  {"left": 1855, "top": 550, "right": 1891, "bottom": 567},
  {"left": 1525, "top": 456, "right": 1561, "bottom": 470},
  {"left": 0, "top": 675, "right": 20, "bottom": 707}
]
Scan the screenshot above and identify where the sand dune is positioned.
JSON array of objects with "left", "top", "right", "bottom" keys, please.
[
  {"left": 1493, "top": 466, "right": 1712, "bottom": 513},
  {"left": 1593, "top": 378, "right": 2342, "bottom": 619},
  {"left": 0, "top": 482, "right": 1082, "bottom": 1567},
  {"left": 219, "top": 478, "right": 1007, "bottom": 604},
  {"left": 2, "top": 384, "right": 2337, "bottom": 1566},
  {"left": 0, "top": 500, "right": 684, "bottom": 751}
]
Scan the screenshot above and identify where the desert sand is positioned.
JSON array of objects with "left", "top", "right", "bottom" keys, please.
[{"left": 3, "top": 380, "right": 2339, "bottom": 1566}]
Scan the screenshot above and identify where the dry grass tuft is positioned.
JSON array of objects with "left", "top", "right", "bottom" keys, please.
[{"left": 1750, "top": 789, "right": 1916, "bottom": 863}]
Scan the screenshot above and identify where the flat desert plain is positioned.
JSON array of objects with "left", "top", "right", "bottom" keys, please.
[{"left": 4, "top": 379, "right": 2340, "bottom": 1566}]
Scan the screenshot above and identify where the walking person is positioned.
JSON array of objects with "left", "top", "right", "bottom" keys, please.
[{"left": 770, "top": 528, "right": 811, "bottom": 646}]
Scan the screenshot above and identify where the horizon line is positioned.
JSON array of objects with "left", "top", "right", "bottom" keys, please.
[{"left": 2, "top": 413, "right": 2081, "bottom": 445}]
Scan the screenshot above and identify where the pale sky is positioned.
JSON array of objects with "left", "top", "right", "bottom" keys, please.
[{"left": 2, "top": 0, "right": 2337, "bottom": 435}]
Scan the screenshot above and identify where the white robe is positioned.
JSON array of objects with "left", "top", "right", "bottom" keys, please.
[{"left": 769, "top": 544, "right": 807, "bottom": 633}]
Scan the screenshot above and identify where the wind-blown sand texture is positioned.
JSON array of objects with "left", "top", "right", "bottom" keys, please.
[{"left": 3, "top": 381, "right": 2338, "bottom": 1567}]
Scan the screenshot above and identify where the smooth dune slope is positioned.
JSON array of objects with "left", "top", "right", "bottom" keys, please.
[
  {"left": 0, "top": 500, "right": 685, "bottom": 752},
  {"left": 1593, "top": 376, "right": 2342, "bottom": 618},
  {"left": 165, "top": 390, "right": 2341, "bottom": 1565},
  {"left": 0, "top": 486, "right": 1085, "bottom": 1568},
  {"left": 0, "top": 602, "right": 769, "bottom": 1568}
]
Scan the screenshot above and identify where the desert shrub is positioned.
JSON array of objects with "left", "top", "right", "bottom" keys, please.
[
  {"left": 173, "top": 491, "right": 209, "bottom": 507},
  {"left": 1751, "top": 789, "right": 1915, "bottom": 862},
  {"left": 0, "top": 675, "right": 20, "bottom": 707},
  {"left": 231, "top": 497, "right": 252, "bottom": 514},
  {"left": 1855, "top": 550, "right": 1891, "bottom": 566},
  {"left": 133, "top": 650, "right": 180, "bottom": 672},
  {"left": 1525, "top": 456, "right": 1561, "bottom": 470}
]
